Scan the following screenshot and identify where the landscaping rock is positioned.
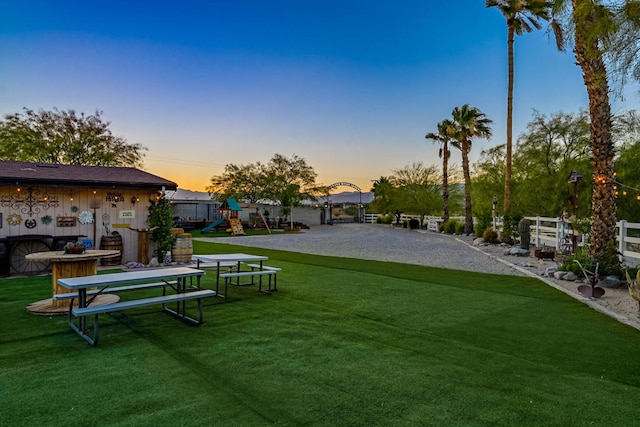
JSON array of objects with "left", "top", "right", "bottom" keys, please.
[
  {"left": 473, "top": 238, "right": 484, "bottom": 246},
  {"left": 545, "top": 266, "right": 558, "bottom": 277},
  {"left": 509, "top": 248, "right": 530, "bottom": 256},
  {"left": 599, "top": 275, "right": 623, "bottom": 288},
  {"left": 564, "top": 272, "right": 579, "bottom": 281},
  {"left": 554, "top": 271, "right": 568, "bottom": 280}
]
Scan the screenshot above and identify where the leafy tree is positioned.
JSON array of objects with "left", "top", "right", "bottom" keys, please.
[
  {"left": 486, "top": 0, "right": 553, "bottom": 214},
  {"left": 471, "top": 144, "right": 506, "bottom": 216},
  {"left": 425, "top": 119, "right": 455, "bottom": 222},
  {"left": 390, "top": 162, "right": 443, "bottom": 225},
  {"left": 207, "top": 162, "right": 267, "bottom": 203},
  {"left": 263, "top": 154, "right": 321, "bottom": 218},
  {"left": 147, "top": 195, "right": 174, "bottom": 263},
  {"left": 513, "top": 110, "right": 593, "bottom": 216},
  {"left": 614, "top": 140, "right": 640, "bottom": 222},
  {"left": 0, "top": 108, "right": 146, "bottom": 167},
  {"left": 449, "top": 105, "right": 493, "bottom": 234},
  {"left": 550, "top": 0, "right": 640, "bottom": 263}
]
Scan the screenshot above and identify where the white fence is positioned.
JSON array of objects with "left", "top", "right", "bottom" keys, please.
[
  {"left": 525, "top": 217, "right": 640, "bottom": 262},
  {"left": 363, "top": 213, "right": 640, "bottom": 264}
]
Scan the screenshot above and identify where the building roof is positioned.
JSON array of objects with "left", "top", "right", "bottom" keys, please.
[
  {"left": 0, "top": 160, "right": 177, "bottom": 191},
  {"left": 221, "top": 198, "right": 242, "bottom": 211},
  {"left": 165, "top": 188, "right": 216, "bottom": 202}
]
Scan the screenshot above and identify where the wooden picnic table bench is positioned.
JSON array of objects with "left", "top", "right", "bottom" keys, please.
[{"left": 57, "top": 267, "right": 214, "bottom": 346}]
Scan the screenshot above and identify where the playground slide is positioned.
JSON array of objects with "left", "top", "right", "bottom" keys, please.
[{"left": 201, "top": 218, "right": 225, "bottom": 233}]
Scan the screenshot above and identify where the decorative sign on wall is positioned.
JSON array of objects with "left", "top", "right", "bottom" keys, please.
[
  {"left": 56, "top": 216, "right": 77, "bottom": 227},
  {"left": 105, "top": 192, "right": 124, "bottom": 202},
  {"left": 119, "top": 210, "right": 136, "bottom": 219}
]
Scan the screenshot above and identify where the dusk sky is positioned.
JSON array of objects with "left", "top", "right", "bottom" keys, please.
[{"left": 2, "top": 1, "right": 639, "bottom": 192}]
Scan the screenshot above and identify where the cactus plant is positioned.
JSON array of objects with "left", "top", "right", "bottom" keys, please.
[{"left": 519, "top": 218, "right": 531, "bottom": 249}]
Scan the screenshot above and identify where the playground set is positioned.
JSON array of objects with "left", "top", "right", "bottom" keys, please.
[{"left": 201, "top": 199, "right": 270, "bottom": 235}]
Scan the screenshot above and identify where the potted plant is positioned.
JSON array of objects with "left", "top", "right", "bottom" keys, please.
[{"left": 63, "top": 241, "right": 86, "bottom": 254}]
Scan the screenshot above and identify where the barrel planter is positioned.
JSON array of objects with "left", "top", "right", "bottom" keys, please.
[
  {"left": 99, "top": 233, "right": 123, "bottom": 266},
  {"left": 171, "top": 235, "right": 193, "bottom": 263}
]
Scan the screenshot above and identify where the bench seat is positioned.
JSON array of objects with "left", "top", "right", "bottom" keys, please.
[
  {"left": 73, "top": 289, "right": 216, "bottom": 316},
  {"left": 219, "top": 269, "right": 278, "bottom": 294},
  {"left": 70, "top": 289, "right": 216, "bottom": 346}
]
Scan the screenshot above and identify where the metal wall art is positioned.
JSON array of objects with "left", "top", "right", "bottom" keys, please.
[
  {"left": 105, "top": 192, "right": 124, "bottom": 202},
  {"left": 7, "top": 213, "right": 22, "bottom": 226},
  {"left": 0, "top": 187, "right": 59, "bottom": 217}
]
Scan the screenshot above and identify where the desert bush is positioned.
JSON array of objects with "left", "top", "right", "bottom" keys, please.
[
  {"left": 442, "top": 219, "right": 459, "bottom": 234},
  {"left": 483, "top": 228, "right": 499, "bottom": 244}
]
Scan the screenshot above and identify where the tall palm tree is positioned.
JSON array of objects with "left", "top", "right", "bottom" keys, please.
[
  {"left": 486, "top": 0, "right": 553, "bottom": 215},
  {"left": 425, "top": 119, "right": 455, "bottom": 223},
  {"left": 450, "top": 105, "right": 493, "bottom": 235},
  {"left": 550, "top": 0, "right": 640, "bottom": 263}
]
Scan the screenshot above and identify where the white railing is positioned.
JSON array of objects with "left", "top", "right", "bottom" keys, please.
[{"left": 617, "top": 220, "right": 640, "bottom": 262}]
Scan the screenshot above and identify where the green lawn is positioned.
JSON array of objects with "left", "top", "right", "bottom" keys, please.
[{"left": 2, "top": 239, "right": 640, "bottom": 426}]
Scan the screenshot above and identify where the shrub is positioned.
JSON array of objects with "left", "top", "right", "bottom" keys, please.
[
  {"left": 558, "top": 244, "right": 624, "bottom": 278},
  {"left": 409, "top": 219, "right": 420, "bottom": 229},
  {"left": 376, "top": 214, "right": 393, "bottom": 224},
  {"left": 455, "top": 222, "right": 465, "bottom": 235},
  {"left": 501, "top": 213, "right": 523, "bottom": 244},
  {"left": 483, "top": 228, "right": 499, "bottom": 244},
  {"left": 442, "top": 219, "right": 459, "bottom": 234}
]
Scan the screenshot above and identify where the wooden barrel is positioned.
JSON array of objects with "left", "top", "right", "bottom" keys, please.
[
  {"left": 100, "top": 234, "right": 123, "bottom": 266},
  {"left": 171, "top": 237, "right": 193, "bottom": 263}
]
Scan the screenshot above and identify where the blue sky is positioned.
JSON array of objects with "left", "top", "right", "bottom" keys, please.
[{"left": 2, "top": 1, "right": 639, "bottom": 192}]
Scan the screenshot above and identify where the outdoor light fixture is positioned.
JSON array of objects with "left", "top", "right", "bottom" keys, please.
[
  {"left": 131, "top": 195, "right": 140, "bottom": 205},
  {"left": 567, "top": 170, "right": 583, "bottom": 184}
]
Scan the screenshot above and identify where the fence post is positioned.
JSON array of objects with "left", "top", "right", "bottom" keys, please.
[
  {"left": 535, "top": 216, "right": 541, "bottom": 248},
  {"left": 619, "top": 220, "right": 626, "bottom": 257}
]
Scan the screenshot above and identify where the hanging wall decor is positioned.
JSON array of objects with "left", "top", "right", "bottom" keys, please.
[
  {"left": 41, "top": 215, "right": 53, "bottom": 225},
  {"left": 78, "top": 211, "right": 94, "bottom": 224},
  {"left": 7, "top": 213, "right": 22, "bottom": 226},
  {"left": 56, "top": 216, "right": 77, "bottom": 227},
  {"left": 25, "top": 218, "right": 37, "bottom": 229},
  {"left": 0, "top": 187, "right": 59, "bottom": 217}
]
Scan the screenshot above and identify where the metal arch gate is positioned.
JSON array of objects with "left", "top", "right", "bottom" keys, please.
[{"left": 323, "top": 182, "right": 364, "bottom": 224}]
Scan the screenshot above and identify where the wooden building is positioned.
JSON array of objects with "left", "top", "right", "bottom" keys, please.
[{"left": 0, "top": 161, "right": 177, "bottom": 276}]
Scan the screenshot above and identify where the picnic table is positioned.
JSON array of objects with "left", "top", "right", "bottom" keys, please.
[
  {"left": 56, "top": 267, "right": 215, "bottom": 346},
  {"left": 192, "top": 253, "right": 279, "bottom": 296}
]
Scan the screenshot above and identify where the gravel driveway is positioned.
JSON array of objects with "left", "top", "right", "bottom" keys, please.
[{"left": 196, "top": 223, "right": 527, "bottom": 276}]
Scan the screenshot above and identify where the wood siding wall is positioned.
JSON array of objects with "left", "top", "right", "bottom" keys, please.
[{"left": 1, "top": 186, "right": 160, "bottom": 264}]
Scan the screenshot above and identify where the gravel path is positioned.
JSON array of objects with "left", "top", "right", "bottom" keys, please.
[
  {"left": 195, "top": 223, "right": 640, "bottom": 331},
  {"left": 197, "top": 223, "right": 526, "bottom": 276}
]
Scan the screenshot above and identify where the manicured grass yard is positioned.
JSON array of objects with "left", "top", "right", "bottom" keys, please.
[{"left": 2, "top": 239, "right": 640, "bottom": 425}]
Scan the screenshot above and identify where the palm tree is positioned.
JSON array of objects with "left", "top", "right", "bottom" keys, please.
[
  {"left": 550, "top": 0, "right": 640, "bottom": 264},
  {"left": 450, "top": 105, "right": 493, "bottom": 235},
  {"left": 486, "top": 0, "right": 553, "bottom": 215},
  {"left": 425, "top": 119, "right": 455, "bottom": 223}
]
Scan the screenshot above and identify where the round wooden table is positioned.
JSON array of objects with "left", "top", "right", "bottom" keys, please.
[{"left": 25, "top": 249, "right": 121, "bottom": 315}]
